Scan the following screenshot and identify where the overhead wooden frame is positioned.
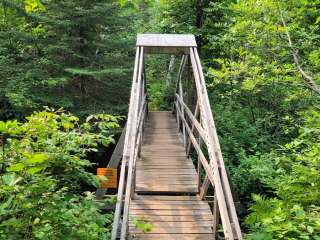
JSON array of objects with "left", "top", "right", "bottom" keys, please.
[{"left": 136, "top": 34, "right": 197, "bottom": 54}]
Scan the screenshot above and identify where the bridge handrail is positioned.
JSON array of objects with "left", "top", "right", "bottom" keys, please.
[
  {"left": 111, "top": 46, "right": 147, "bottom": 240},
  {"left": 174, "top": 47, "right": 242, "bottom": 239}
]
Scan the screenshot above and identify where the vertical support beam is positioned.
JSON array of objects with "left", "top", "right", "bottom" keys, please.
[
  {"left": 175, "top": 55, "right": 187, "bottom": 142},
  {"left": 166, "top": 55, "right": 176, "bottom": 87},
  {"left": 189, "top": 47, "right": 235, "bottom": 239},
  {"left": 175, "top": 55, "right": 186, "bottom": 131},
  {"left": 120, "top": 47, "right": 144, "bottom": 240},
  {"left": 179, "top": 79, "right": 186, "bottom": 147},
  {"left": 193, "top": 47, "right": 242, "bottom": 239},
  {"left": 186, "top": 102, "right": 200, "bottom": 155},
  {"left": 111, "top": 46, "right": 141, "bottom": 240},
  {"left": 199, "top": 175, "right": 209, "bottom": 200},
  {"left": 197, "top": 126, "right": 202, "bottom": 192},
  {"left": 191, "top": 47, "right": 242, "bottom": 239},
  {"left": 213, "top": 191, "right": 220, "bottom": 239}
]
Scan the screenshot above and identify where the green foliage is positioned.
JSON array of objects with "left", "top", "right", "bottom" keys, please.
[
  {"left": 142, "top": 0, "right": 320, "bottom": 238},
  {"left": 132, "top": 216, "right": 154, "bottom": 233},
  {"left": 0, "top": 110, "right": 120, "bottom": 239},
  {"left": 244, "top": 110, "right": 320, "bottom": 239},
  {"left": 0, "top": 0, "right": 137, "bottom": 119}
]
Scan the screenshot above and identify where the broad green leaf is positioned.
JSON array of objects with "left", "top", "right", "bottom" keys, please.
[
  {"left": 0, "top": 121, "right": 5, "bottom": 132},
  {"left": 27, "top": 166, "right": 46, "bottom": 174},
  {"left": 8, "top": 163, "right": 25, "bottom": 172},
  {"left": 27, "top": 153, "right": 48, "bottom": 164},
  {"left": 25, "top": 0, "right": 45, "bottom": 13}
]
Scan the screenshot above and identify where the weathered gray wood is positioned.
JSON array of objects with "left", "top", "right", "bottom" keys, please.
[
  {"left": 200, "top": 176, "right": 210, "bottom": 200},
  {"left": 131, "top": 234, "right": 214, "bottom": 240},
  {"left": 137, "top": 34, "right": 197, "bottom": 54},
  {"left": 175, "top": 103, "right": 215, "bottom": 187},
  {"left": 190, "top": 48, "right": 234, "bottom": 239},
  {"left": 213, "top": 192, "right": 220, "bottom": 239},
  {"left": 136, "top": 111, "right": 198, "bottom": 194},
  {"left": 111, "top": 46, "right": 141, "bottom": 240},
  {"left": 190, "top": 47, "right": 242, "bottom": 239},
  {"left": 175, "top": 56, "right": 186, "bottom": 132},
  {"left": 108, "top": 126, "right": 126, "bottom": 168},
  {"left": 186, "top": 102, "right": 200, "bottom": 155},
  {"left": 193, "top": 47, "right": 242, "bottom": 239},
  {"left": 112, "top": 34, "right": 242, "bottom": 240},
  {"left": 166, "top": 55, "right": 176, "bottom": 87},
  {"left": 129, "top": 195, "right": 214, "bottom": 238},
  {"left": 120, "top": 46, "right": 145, "bottom": 240},
  {"left": 176, "top": 94, "right": 206, "bottom": 141}
]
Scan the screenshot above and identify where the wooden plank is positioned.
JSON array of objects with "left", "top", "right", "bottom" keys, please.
[
  {"left": 129, "top": 221, "right": 213, "bottom": 228},
  {"left": 140, "top": 156, "right": 189, "bottom": 160},
  {"left": 136, "top": 176, "right": 197, "bottom": 181},
  {"left": 130, "top": 214, "right": 213, "bottom": 222},
  {"left": 130, "top": 234, "right": 214, "bottom": 240},
  {"left": 130, "top": 204, "right": 210, "bottom": 210},
  {"left": 136, "top": 34, "right": 197, "bottom": 47},
  {"left": 128, "top": 215, "right": 213, "bottom": 222},
  {"left": 136, "top": 182, "right": 198, "bottom": 187},
  {"left": 136, "top": 166, "right": 195, "bottom": 169},
  {"left": 135, "top": 186, "right": 198, "bottom": 193},
  {"left": 141, "top": 154, "right": 187, "bottom": 158},
  {"left": 131, "top": 200, "right": 208, "bottom": 205},
  {"left": 136, "top": 184, "right": 198, "bottom": 189},
  {"left": 137, "top": 169, "right": 196, "bottom": 173},
  {"left": 136, "top": 162, "right": 194, "bottom": 166},
  {"left": 136, "top": 164, "right": 194, "bottom": 168},
  {"left": 133, "top": 195, "right": 200, "bottom": 201},
  {"left": 136, "top": 170, "right": 195, "bottom": 174},
  {"left": 129, "top": 226, "right": 212, "bottom": 234},
  {"left": 130, "top": 209, "right": 212, "bottom": 216}
]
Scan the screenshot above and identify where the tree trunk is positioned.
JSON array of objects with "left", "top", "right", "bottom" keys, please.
[
  {"left": 166, "top": 55, "right": 175, "bottom": 88},
  {"left": 195, "top": 0, "right": 209, "bottom": 50}
]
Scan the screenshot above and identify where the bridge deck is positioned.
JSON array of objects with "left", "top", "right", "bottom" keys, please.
[
  {"left": 129, "top": 112, "right": 214, "bottom": 239},
  {"left": 136, "top": 111, "right": 198, "bottom": 193}
]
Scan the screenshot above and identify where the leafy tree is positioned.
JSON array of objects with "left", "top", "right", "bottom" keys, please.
[
  {"left": 141, "top": 0, "right": 320, "bottom": 237},
  {"left": 0, "top": 0, "right": 136, "bottom": 119}
]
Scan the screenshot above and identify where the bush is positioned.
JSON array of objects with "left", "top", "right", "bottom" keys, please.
[
  {"left": 0, "top": 109, "right": 119, "bottom": 239},
  {"left": 245, "top": 110, "right": 320, "bottom": 239}
]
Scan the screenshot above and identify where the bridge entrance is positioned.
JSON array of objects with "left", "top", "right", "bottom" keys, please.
[{"left": 110, "top": 34, "right": 242, "bottom": 240}]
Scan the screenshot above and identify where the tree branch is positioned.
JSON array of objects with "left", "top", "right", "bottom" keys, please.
[{"left": 280, "top": 11, "right": 320, "bottom": 95}]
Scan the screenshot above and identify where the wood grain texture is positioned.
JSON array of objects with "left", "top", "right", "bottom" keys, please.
[
  {"left": 129, "top": 112, "right": 214, "bottom": 239},
  {"left": 129, "top": 195, "right": 214, "bottom": 239},
  {"left": 136, "top": 34, "right": 197, "bottom": 54},
  {"left": 135, "top": 112, "right": 198, "bottom": 194}
]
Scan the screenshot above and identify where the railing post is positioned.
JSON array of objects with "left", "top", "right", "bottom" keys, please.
[
  {"left": 213, "top": 192, "right": 220, "bottom": 239},
  {"left": 120, "top": 47, "right": 144, "bottom": 240},
  {"left": 111, "top": 46, "right": 141, "bottom": 240},
  {"left": 190, "top": 47, "right": 235, "bottom": 239},
  {"left": 175, "top": 55, "right": 188, "bottom": 141},
  {"left": 190, "top": 47, "right": 242, "bottom": 239},
  {"left": 186, "top": 102, "right": 200, "bottom": 155}
]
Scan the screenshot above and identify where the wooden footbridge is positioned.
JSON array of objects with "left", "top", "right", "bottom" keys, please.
[{"left": 107, "top": 34, "right": 242, "bottom": 239}]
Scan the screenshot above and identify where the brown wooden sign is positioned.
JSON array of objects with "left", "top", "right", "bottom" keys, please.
[{"left": 97, "top": 168, "right": 117, "bottom": 189}]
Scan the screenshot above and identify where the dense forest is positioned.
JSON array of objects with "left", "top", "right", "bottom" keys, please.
[{"left": 0, "top": 0, "right": 319, "bottom": 239}]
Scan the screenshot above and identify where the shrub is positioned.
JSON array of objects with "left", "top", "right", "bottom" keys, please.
[{"left": 0, "top": 109, "right": 119, "bottom": 239}]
